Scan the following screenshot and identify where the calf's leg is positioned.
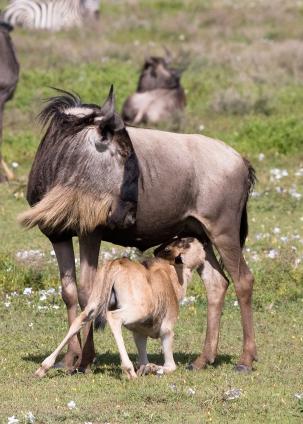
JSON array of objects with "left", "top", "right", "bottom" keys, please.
[
  {"left": 107, "top": 310, "right": 137, "bottom": 379},
  {"left": 35, "top": 302, "right": 98, "bottom": 378},
  {"left": 190, "top": 242, "right": 229, "bottom": 370},
  {"left": 52, "top": 239, "right": 82, "bottom": 371},
  {"left": 161, "top": 330, "right": 177, "bottom": 373},
  {"left": 133, "top": 332, "right": 149, "bottom": 367}
]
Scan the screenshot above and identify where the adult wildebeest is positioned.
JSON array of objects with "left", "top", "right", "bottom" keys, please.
[
  {"left": 19, "top": 85, "right": 257, "bottom": 374},
  {"left": 0, "top": 21, "right": 19, "bottom": 182},
  {"left": 122, "top": 56, "right": 186, "bottom": 125},
  {"left": 35, "top": 237, "right": 206, "bottom": 379}
]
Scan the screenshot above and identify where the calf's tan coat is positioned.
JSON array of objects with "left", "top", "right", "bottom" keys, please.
[{"left": 35, "top": 238, "right": 205, "bottom": 378}]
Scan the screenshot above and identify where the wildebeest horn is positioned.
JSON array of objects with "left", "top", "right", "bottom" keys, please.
[
  {"left": 163, "top": 46, "right": 172, "bottom": 64},
  {"left": 100, "top": 84, "right": 115, "bottom": 119}
]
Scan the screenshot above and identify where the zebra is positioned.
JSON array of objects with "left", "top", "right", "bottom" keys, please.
[{"left": 2, "top": 0, "right": 100, "bottom": 31}]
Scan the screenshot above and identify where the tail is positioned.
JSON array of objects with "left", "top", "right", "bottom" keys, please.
[
  {"left": 18, "top": 185, "right": 113, "bottom": 234},
  {"left": 240, "top": 158, "right": 256, "bottom": 249},
  {"left": 93, "top": 261, "right": 117, "bottom": 330}
]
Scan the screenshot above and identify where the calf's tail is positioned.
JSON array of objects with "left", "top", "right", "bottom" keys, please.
[{"left": 93, "top": 261, "right": 118, "bottom": 330}]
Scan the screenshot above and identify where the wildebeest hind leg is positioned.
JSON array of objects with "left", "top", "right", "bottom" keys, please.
[
  {"left": 215, "top": 233, "right": 257, "bottom": 372},
  {"left": 52, "top": 239, "right": 82, "bottom": 371},
  {"left": 77, "top": 231, "right": 102, "bottom": 372},
  {"left": 189, "top": 242, "right": 229, "bottom": 370}
]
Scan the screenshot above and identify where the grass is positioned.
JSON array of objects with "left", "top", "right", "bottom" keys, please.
[{"left": 0, "top": 0, "right": 303, "bottom": 422}]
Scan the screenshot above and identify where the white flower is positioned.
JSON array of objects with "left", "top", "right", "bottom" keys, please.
[
  {"left": 258, "top": 153, "right": 265, "bottom": 161},
  {"left": 180, "top": 296, "right": 196, "bottom": 306},
  {"left": 11, "top": 162, "right": 19, "bottom": 168},
  {"left": 198, "top": 124, "right": 205, "bottom": 132},
  {"left": 39, "top": 294, "right": 47, "bottom": 301},
  {"left": 4, "top": 301, "right": 11, "bottom": 308},
  {"left": 52, "top": 305, "right": 60, "bottom": 309},
  {"left": 26, "top": 411, "right": 35, "bottom": 423},
  {"left": 29, "top": 323, "right": 33, "bottom": 328},
  {"left": 267, "top": 249, "right": 278, "bottom": 259},
  {"left": 273, "top": 227, "right": 280, "bottom": 234},
  {"left": 8, "top": 417, "right": 19, "bottom": 424},
  {"left": 67, "top": 400, "right": 76, "bottom": 409},
  {"left": 233, "top": 300, "right": 239, "bottom": 307},
  {"left": 187, "top": 387, "right": 196, "bottom": 396},
  {"left": 23, "top": 287, "right": 32, "bottom": 296},
  {"left": 270, "top": 168, "right": 288, "bottom": 180}
]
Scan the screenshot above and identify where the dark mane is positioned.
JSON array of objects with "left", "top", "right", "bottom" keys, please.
[{"left": 38, "top": 88, "right": 82, "bottom": 128}]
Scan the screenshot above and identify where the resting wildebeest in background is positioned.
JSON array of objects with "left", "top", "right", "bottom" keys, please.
[
  {"left": 19, "top": 85, "right": 257, "bottom": 374},
  {"left": 0, "top": 21, "right": 19, "bottom": 182},
  {"left": 122, "top": 56, "right": 186, "bottom": 125},
  {"left": 35, "top": 238, "right": 206, "bottom": 379}
]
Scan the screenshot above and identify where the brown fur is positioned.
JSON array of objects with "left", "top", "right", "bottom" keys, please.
[
  {"left": 34, "top": 238, "right": 205, "bottom": 379},
  {"left": 18, "top": 185, "right": 113, "bottom": 234}
]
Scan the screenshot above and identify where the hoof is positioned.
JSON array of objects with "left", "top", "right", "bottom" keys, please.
[
  {"left": 53, "top": 360, "right": 65, "bottom": 369},
  {"left": 35, "top": 367, "right": 47, "bottom": 378},
  {"left": 137, "top": 363, "right": 161, "bottom": 376},
  {"left": 235, "top": 364, "right": 252, "bottom": 373},
  {"left": 187, "top": 362, "right": 203, "bottom": 371}
]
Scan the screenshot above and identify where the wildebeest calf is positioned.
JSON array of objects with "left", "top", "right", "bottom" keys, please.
[
  {"left": 35, "top": 237, "right": 205, "bottom": 379},
  {"left": 122, "top": 56, "right": 186, "bottom": 125},
  {"left": 0, "top": 21, "right": 19, "bottom": 181}
]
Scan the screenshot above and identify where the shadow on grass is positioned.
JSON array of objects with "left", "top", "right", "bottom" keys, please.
[{"left": 22, "top": 351, "right": 234, "bottom": 379}]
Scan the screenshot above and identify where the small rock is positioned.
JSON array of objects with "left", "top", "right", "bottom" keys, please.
[
  {"left": 223, "top": 388, "right": 242, "bottom": 400},
  {"left": 169, "top": 383, "right": 177, "bottom": 392},
  {"left": 26, "top": 411, "right": 35, "bottom": 423}
]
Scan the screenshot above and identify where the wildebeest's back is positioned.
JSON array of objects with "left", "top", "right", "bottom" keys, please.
[{"left": 126, "top": 127, "right": 247, "bottom": 235}]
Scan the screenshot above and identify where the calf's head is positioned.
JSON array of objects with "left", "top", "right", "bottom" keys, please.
[
  {"left": 137, "top": 56, "right": 181, "bottom": 92},
  {"left": 154, "top": 237, "right": 206, "bottom": 270}
]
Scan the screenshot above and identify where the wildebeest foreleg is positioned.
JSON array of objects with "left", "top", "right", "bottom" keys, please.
[
  {"left": 0, "top": 100, "right": 14, "bottom": 182},
  {"left": 78, "top": 231, "right": 102, "bottom": 371},
  {"left": 190, "top": 243, "right": 229, "bottom": 370},
  {"left": 215, "top": 234, "right": 257, "bottom": 372},
  {"left": 52, "top": 239, "right": 82, "bottom": 371}
]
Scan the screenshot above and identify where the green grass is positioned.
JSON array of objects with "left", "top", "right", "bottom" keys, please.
[{"left": 0, "top": 0, "right": 303, "bottom": 422}]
